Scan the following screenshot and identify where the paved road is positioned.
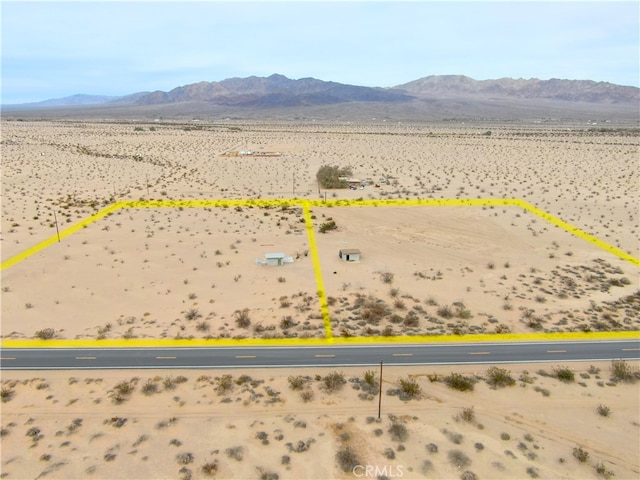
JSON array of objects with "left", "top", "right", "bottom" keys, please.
[{"left": 1, "top": 340, "right": 639, "bottom": 370}]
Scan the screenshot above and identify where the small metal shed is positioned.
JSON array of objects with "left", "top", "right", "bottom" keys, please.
[
  {"left": 257, "top": 253, "right": 294, "bottom": 266},
  {"left": 339, "top": 248, "right": 361, "bottom": 262},
  {"left": 265, "top": 253, "right": 286, "bottom": 266}
]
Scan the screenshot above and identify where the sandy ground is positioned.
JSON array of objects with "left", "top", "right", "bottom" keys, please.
[
  {"left": 1, "top": 121, "right": 638, "bottom": 340},
  {"left": 1, "top": 119, "right": 639, "bottom": 479},
  {"left": 1, "top": 362, "right": 639, "bottom": 479}
]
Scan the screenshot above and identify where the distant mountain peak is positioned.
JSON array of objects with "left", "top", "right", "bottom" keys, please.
[
  {"left": 394, "top": 75, "right": 638, "bottom": 104},
  {"left": 127, "top": 74, "right": 414, "bottom": 107}
]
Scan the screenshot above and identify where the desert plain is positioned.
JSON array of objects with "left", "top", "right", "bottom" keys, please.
[{"left": 1, "top": 118, "right": 639, "bottom": 479}]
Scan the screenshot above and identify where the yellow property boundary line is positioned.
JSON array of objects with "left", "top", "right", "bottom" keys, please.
[{"left": 2, "top": 198, "right": 638, "bottom": 348}]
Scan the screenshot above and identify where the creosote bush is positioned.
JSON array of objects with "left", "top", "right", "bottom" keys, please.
[
  {"left": 201, "top": 460, "right": 218, "bottom": 477},
  {"left": 444, "top": 373, "right": 475, "bottom": 391},
  {"left": 1, "top": 387, "right": 15, "bottom": 403},
  {"left": 319, "top": 220, "right": 337, "bottom": 233},
  {"left": 323, "top": 371, "right": 346, "bottom": 393},
  {"left": 388, "top": 421, "right": 409, "bottom": 442},
  {"left": 448, "top": 449, "right": 471, "bottom": 468},
  {"left": 486, "top": 366, "right": 516, "bottom": 388},
  {"left": 215, "top": 374, "right": 233, "bottom": 394},
  {"left": 398, "top": 377, "right": 422, "bottom": 399},
  {"left": 35, "top": 328, "right": 55, "bottom": 340},
  {"left": 611, "top": 359, "right": 637, "bottom": 382},
  {"left": 336, "top": 445, "right": 359, "bottom": 472},
  {"left": 288, "top": 376, "right": 307, "bottom": 391},
  {"left": 141, "top": 379, "right": 159, "bottom": 395},
  {"left": 233, "top": 308, "right": 251, "bottom": 328},
  {"left": 573, "top": 446, "right": 589, "bottom": 463},
  {"left": 553, "top": 366, "right": 575, "bottom": 383}
]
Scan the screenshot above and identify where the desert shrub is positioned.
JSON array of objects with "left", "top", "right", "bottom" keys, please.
[
  {"left": 225, "top": 446, "right": 244, "bottom": 461},
  {"left": 361, "top": 297, "right": 390, "bottom": 324},
  {"left": 526, "top": 466, "right": 540, "bottom": 478},
  {"left": 280, "top": 316, "right": 294, "bottom": 329},
  {"left": 363, "top": 370, "right": 377, "bottom": 387},
  {"left": 319, "top": 220, "right": 337, "bottom": 233},
  {"left": 106, "top": 417, "right": 128, "bottom": 428},
  {"left": 611, "top": 359, "right": 637, "bottom": 382},
  {"left": 288, "top": 376, "right": 307, "bottom": 391},
  {"left": 573, "top": 446, "right": 589, "bottom": 463},
  {"left": 398, "top": 377, "right": 422, "bottom": 400},
  {"left": 35, "top": 328, "right": 55, "bottom": 340},
  {"left": 0, "top": 387, "right": 15, "bottom": 403},
  {"left": 421, "top": 459, "right": 433, "bottom": 474},
  {"left": 185, "top": 308, "right": 201, "bottom": 321},
  {"left": 388, "top": 422, "right": 409, "bottom": 442},
  {"left": 461, "top": 471, "right": 478, "bottom": 480},
  {"left": 233, "top": 308, "right": 251, "bottom": 328},
  {"left": 533, "top": 386, "right": 550, "bottom": 396},
  {"left": 437, "top": 305, "right": 454, "bottom": 319},
  {"left": 176, "top": 452, "right": 194, "bottom": 465},
  {"left": 486, "top": 366, "right": 515, "bottom": 388},
  {"left": 444, "top": 373, "right": 475, "bottom": 391},
  {"left": 257, "top": 467, "right": 279, "bottom": 480},
  {"left": 215, "top": 375, "right": 233, "bottom": 394},
  {"left": 404, "top": 311, "right": 420, "bottom": 327},
  {"left": 553, "top": 366, "right": 575, "bottom": 383},
  {"left": 316, "top": 165, "right": 352, "bottom": 189},
  {"left": 595, "top": 462, "right": 615, "bottom": 479},
  {"left": 323, "top": 372, "right": 346, "bottom": 393},
  {"left": 597, "top": 404, "right": 611, "bottom": 417},
  {"left": 201, "top": 460, "right": 218, "bottom": 477},
  {"left": 448, "top": 449, "right": 471, "bottom": 468},
  {"left": 335, "top": 445, "right": 359, "bottom": 472},
  {"left": 459, "top": 407, "right": 475, "bottom": 423},
  {"left": 500, "top": 432, "right": 511, "bottom": 441},
  {"left": 141, "top": 379, "right": 159, "bottom": 395},
  {"left": 444, "top": 429, "right": 464, "bottom": 445},
  {"left": 300, "top": 390, "right": 314, "bottom": 402},
  {"left": 380, "top": 272, "right": 394, "bottom": 284}
]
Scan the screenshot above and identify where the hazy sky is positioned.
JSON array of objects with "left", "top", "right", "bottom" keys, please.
[{"left": 2, "top": 0, "right": 638, "bottom": 104}]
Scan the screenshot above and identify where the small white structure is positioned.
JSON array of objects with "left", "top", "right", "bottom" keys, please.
[
  {"left": 339, "top": 249, "right": 361, "bottom": 262},
  {"left": 256, "top": 253, "right": 294, "bottom": 266}
]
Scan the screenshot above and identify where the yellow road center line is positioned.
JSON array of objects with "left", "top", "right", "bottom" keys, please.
[
  {"left": 75, "top": 356, "right": 96, "bottom": 360},
  {"left": 392, "top": 353, "right": 413, "bottom": 357},
  {"left": 235, "top": 355, "right": 257, "bottom": 359},
  {"left": 468, "top": 352, "right": 491, "bottom": 355},
  {"left": 547, "top": 350, "right": 567, "bottom": 353},
  {"left": 155, "top": 356, "right": 177, "bottom": 359},
  {"left": 314, "top": 354, "right": 336, "bottom": 358}
]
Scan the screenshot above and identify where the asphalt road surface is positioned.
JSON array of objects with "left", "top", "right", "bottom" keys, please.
[{"left": 1, "top": 340, "right": 639, "bottom": 370}]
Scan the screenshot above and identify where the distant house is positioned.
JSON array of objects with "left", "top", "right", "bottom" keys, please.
[
  {"left": 256, "top": 252, "right": 294, "bottom": 266},
  {"left": 339, "top": 249, "right": 361, "bottom": 262}
]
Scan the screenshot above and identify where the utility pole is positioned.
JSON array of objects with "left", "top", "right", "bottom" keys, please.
[
  {"left": 53, "top": 210, "right": 61, "bottom": 243},
  {"left": 378, "top": 359, "right": 383, "bottom": 419}
]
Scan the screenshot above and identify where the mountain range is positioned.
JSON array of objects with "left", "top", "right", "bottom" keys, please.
[
  {"left": 4, "top": 74, "right": 638, "bottom": 122},
  {"left": 9, "top": 74, "right": 638, "bottom": 108}
]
